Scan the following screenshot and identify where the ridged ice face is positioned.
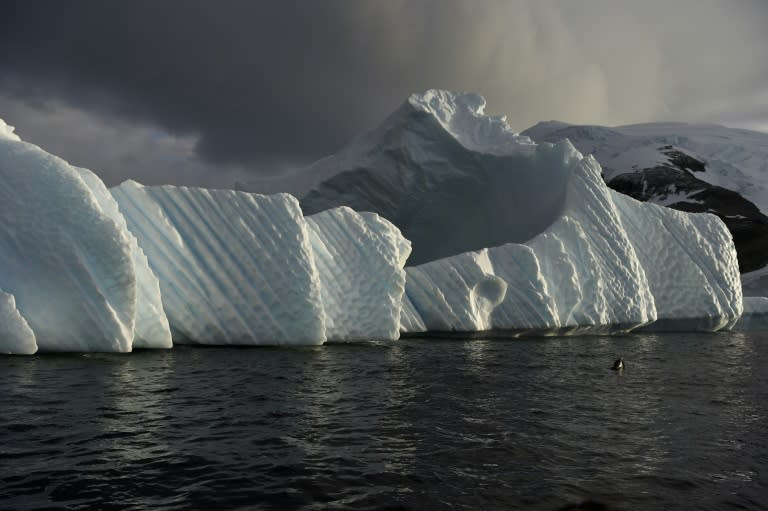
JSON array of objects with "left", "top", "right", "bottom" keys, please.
[
  {"left": 306, "top": 207, "right": 410, "bottom": 341},
  {"left": 111, "top": 182, "right": 328, "bottom": 345}
]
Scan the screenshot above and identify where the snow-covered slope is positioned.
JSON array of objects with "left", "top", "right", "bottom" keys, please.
[
  {"left": 301, "top": 90, "right": 743, "bottom": 333},
  {"left": 522, "top": 121, "right": 768, "bottom": 276},
  {"left": 522, "top": 121, "right": 768, "bottom": 206}
]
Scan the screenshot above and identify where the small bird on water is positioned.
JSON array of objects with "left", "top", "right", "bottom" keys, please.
[{"left": 611, "top": 358, "right": 624, "bottom": 371}]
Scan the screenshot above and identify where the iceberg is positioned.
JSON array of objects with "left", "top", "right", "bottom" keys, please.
[
  {"left": 0, "top": 135, "right": 139, "bottom": 352},
  {"left": 0, "top": 88, "right": 747, "bottom": 352},
  {"left": 1, "top": 116, "right": 410, "bottom": 351},
  {"left": 301, "top": 90, "right": 743, "bottom": 334}
]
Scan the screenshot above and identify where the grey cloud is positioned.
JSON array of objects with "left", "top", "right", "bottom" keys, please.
[{"left": 0, "top": 0, "right": 766, "bottom": 187}]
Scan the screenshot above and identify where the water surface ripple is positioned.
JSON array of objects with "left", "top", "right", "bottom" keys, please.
[{"left": 1, "top": 332, "right": 767, "bottom": 510}]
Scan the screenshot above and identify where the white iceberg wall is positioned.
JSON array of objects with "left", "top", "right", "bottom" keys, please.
[
  {"left": 0, "top": 137, "right": 137, "bottom": 352},
  {"left": 111, "top": 181, "right": 326, "bottom": 345},
  {"left": 0, "top": 290, "right": 37, "bottom": 355},
  {"left": 612, "top": 192, "right": 742, "bottom": 331},
  {"left": 74, "top": 168, "right": 172, "bottom": 349},
  {"left": 306, "top": 207, "right": 410, "bottom": 341}
]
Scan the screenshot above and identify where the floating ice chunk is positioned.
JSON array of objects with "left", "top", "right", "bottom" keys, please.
[
  {"left": 733, "top": 297, "right": 768, "bottom": 331},
  {"left": 306, "top": 207, "right": 410, "bottom": 341},
  {"left": 0, "top": 137, "right": 136, "bottom": 351},
  {"left": 0, "top": 290, "right": 37, "bottom": 355},
  {"left": 75, "top": 168, "right": 172, "bottom": 349},
  {"left": 111, "top": 181, "right": 326, "bottom": 345}
]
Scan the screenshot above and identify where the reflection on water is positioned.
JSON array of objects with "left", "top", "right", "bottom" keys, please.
[{"left": 1, "top": 332, "right": 767, "bottom": 510}]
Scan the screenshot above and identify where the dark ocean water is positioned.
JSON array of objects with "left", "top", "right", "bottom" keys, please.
[{"left": 1, "top": 332, "right": 767, "bottom": 511}]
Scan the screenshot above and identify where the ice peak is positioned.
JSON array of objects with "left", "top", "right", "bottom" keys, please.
[
  {"left": 406, "top": 89, "right": 534, "bottom": 156},
  {"left": 0, "top": 118, "right": 22, "bottom": 142}
]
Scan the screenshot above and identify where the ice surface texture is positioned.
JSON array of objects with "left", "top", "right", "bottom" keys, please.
[
  {"left": 307, "top": 208, "right": 410, "bottom": 341},
  {"left": 111, "top": 182, "right": 326, "bottom": 345},
  {"left": 303, "top": 90, "right": 743, "bottom": 334},
  {"left": 111, "top": 183, "right": 409, "bottom": 345}
]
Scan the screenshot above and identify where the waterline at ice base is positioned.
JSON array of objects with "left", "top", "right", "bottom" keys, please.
[{"left": 0, "top": 90, "right": 756, "bottom": 354}]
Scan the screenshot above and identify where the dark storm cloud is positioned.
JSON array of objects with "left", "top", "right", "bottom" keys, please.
[
  {"left": 0, "top": 0, "right": 767, "bottom": 185},
  {"left": 0, "top": 0, "right": 394, "bottom": 167}
]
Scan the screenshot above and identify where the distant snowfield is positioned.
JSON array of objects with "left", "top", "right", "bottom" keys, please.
[
  {"left": 0, "top": 91, "right": 763, "bottom": 353},
  {"left": 522, "top": 121, "right": 768, "bottom": 215}
]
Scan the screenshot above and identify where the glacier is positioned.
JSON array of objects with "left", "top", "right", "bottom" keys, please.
[{"left": 301, "top": 90, "right": 743, "bottom": 334}]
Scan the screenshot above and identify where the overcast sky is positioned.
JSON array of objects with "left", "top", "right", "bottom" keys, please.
[{"left": 1, "top": 0, "right": 767, "bottom": 188}]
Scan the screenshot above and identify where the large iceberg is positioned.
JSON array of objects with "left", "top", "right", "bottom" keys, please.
[
  {"left": 0, "top": 89, "right": 748, "bottom": 352},
  {"left": 0, "top": 119, "right": 409, "bottom": 353},
  {"left": 300, "top": 90, "right": 743, "bottom": 334}
]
